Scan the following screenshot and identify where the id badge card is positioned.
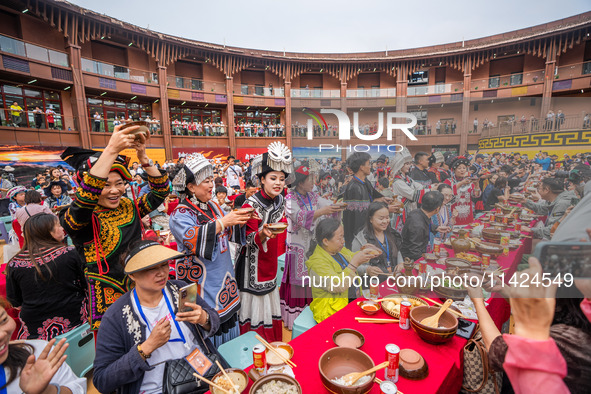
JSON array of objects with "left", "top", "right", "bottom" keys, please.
[
  {"left": 219, "top": 233, "right": 228, "bottom": 254},
  {"left": 185, "top": 347, "right": 213, "bottom": 375}
]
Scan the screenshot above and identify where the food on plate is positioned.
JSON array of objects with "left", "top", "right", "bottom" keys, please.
[
  {"left": 266, "top": 347, "right": 290, "bottom": 365},
  {"left": 210, "top": 369, "right": 248, "bottom": 394},
  {"left": 255, "top": 380, "right": 299, "bottom": 394},
  {"left": 455, "top": 253, "right": 480, "bottom": 263},
  {"left": 331, "top": 375, "right": 372, "bottom": 386},
  {"left": 382, "top": 296, "right": 424, "bottom": 315}
]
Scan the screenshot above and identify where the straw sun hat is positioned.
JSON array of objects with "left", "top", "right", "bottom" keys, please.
[{"left": 124, "top": 240, "right": 185, "bottom": 274}]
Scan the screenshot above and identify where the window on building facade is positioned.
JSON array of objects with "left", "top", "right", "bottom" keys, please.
[
  {"left": 510, "top": 72, "right": 523, "bottom": 85},
  {"left": 1, "top": 84, "right": 63, "bottom": 129},
  {"left": 488, "top": 75, "right": 500, "bottom": 88},
  {"left": 87, "top": 97, "right": 152, "bottom": 132}
]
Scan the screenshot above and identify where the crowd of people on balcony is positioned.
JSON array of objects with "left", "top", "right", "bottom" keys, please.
[
  {"left": 5, "top": 101, "right": 61, "bottom": 130},
  {"left": 171, "top": 119, "right": 226, "bottom": 136},
  {"left": 234, "top": 122, "right": 285, "bottom": 137}
]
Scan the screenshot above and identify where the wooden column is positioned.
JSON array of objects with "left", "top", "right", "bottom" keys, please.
[
  {"left": 67, "top": 44, "right": 91, "bottom": 149},
  {"left": 340, "top": 80, "right": 348, "bottom": 161},
  {"left": 395, "top": 64, "right": 408, "bottom": 147},
  {"left": 541, "top": 39, "right": 556, "bottom": 119},
  {"left": 460, "top": 58, "right": 472, "bottom": 154},
  {"left": 226, "top": 76, "right": 237, "bottom": 157},
  {"left": 284, "top": 80, "right": 292, "bottom": 150},
  {"left": 157, "top": 66, "right": 173, "bottom": 159}
]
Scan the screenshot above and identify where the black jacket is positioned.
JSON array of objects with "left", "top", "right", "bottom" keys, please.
[{"left": 401, "top": 209, "right": 436, "bottom": 261}]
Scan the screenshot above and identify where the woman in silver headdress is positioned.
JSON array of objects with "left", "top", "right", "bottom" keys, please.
[
  {"left": 235, "top": 142, "right": 292, "bottom": 342},
  {"left": 169, "top": 153, "right": 251, "bottom": 346},
  {"left": 390, "top": 148, "right": 438, "bottom": 232}
]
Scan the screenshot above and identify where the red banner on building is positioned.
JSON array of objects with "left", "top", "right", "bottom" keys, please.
[
  {"left": 172, "top": 147, "right": 230, "bottom": 164},
  {"left": 236, "top": 148, "right": 267, "bottom": 162}
]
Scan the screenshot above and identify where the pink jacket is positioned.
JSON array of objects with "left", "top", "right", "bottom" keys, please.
[{"left": 502, "top": 299, "right": 591, "bottom": 394}]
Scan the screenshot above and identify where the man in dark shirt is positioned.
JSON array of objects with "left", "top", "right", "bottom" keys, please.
[
  {"left": 401, "top": 191, "right": 450, "bottom": 261},
  {"left": 343, "top": 152, "right": 403, "bottom": 249},
  {"left": 232, "top": 181, "right": 257, "bottom": 208},
  {"left": 410, "top": 152, "right": 432, "bottom": 188}
]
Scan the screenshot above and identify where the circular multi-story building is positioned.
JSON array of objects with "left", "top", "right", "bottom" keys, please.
[{"left": 0, "top": 0, "right": 590, "bottom": 160}]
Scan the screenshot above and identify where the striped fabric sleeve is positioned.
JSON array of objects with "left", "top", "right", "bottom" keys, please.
[
  {"left": 414, "top": 188, "right": 427, "bottom": 204},
  {"left": 61, "top": 173, "right": 106, "bottom": 232},
  {"left": 170, "top": 207, "right": 218, "bottom": 261},
  {"left": 137, "top": 172, "right": 170, "bottom": 217}
]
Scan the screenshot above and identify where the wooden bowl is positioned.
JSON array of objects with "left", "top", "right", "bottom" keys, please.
[
  {"left": 399, "top": 348, "right": 429, "bottom": 380},
  {"left": 234, "top": 207, "right": 255, "bottom": 215},
  {"left": 318, "top": 347, "right": 375, "bottom": 394},
  {"left": 120, "top": 121, "right": 150, "bottom": 139},
  {"left": 445, "top": 258, "right": 471, "bottom": 274},
  {"left": 361, "top": 244, "right": 383, "bottom": 258},
  {"left": 265, "top": 342, "right": 294, "bottom": 366},
  {"left": 434, "top": 284, "right": 468, "bottom": 301},
  {"left": 475, "top": 242, "right": 504, "bottom": 256},
  {"left": 495, "top": 215, "right": 515, "bottom": 224},
  {"left": 249, "top": 373, "right": 302, "bottom": 394},
  {"left": 481, "top": 228, "right": 503, "bottom": 242},
  {"left": 359, "top": 300, "right": 380, "bottom": 315},
  {"left": 210, "top": 368, "right": 248, "bottom": 394},
  {"left": 410, "top": 306, "right": 458, "bottom": 344},
  {"left": 333, "top": 328, "right": 365, "bottom": 349},
  {"left": 267, "top": 222, "right": 288, "bottom": 234}
]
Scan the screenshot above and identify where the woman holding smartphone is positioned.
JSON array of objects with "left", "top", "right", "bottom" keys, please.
[{"left": 93, "top": 240, "right": 222, "bottom": 394}]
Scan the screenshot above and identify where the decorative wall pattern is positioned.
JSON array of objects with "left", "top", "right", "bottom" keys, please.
[{"left": 478, "top": 130, "right": 591, "bottom": 149}]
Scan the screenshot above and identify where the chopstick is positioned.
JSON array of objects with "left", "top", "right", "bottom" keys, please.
[
  {"left": 192, "top": 373, "right": 231, "bottom": 394},
  {"left": 215, "top": 360, "right": 238, "bottom": 394},
  {"left": 255, "top": 334, "right": 297, "bottom": 368},
  {"left": 355, "top": 317, "right": 399, "bottom": 323},
  {"left": 420, "top": 297, "right": 469, "bottom": 320},
  {"left": 374, "top": 378, "right": 404, "bottom": 393}
]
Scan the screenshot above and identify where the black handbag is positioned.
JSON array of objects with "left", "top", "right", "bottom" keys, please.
[{"left": 162, "top": 327, "right": 229, "bottom": 394}]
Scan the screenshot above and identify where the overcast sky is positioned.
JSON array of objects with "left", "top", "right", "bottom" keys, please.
[{"left": 69, "top": 0, "right": 590, "bottom": 53}]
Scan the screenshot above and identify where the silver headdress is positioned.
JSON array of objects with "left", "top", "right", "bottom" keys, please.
[
  {"left": 171, "top": 153, "right": 214, "bottom": 197},
  {"left": 391, "top": 147, "right": 413, "bottom": 175}
]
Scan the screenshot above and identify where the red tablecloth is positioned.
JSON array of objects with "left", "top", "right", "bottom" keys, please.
[
  {"left": 379, "top": 222, "right": 532, "bottom": 331},
  {"left": 241, "top": 299, "right": 465, "bottom": 394},
  {"left": 215, "top": 214, "right": 533, "bottom": 393}
]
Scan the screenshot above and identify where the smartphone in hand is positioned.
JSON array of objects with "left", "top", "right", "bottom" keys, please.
[{"left": 178, "top": 283, "right": 197, "bottom": 313}]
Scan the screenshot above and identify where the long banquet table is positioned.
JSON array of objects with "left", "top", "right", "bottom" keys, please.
[{"left": 215, "top": 215, "right": 534, "bottom": 393}]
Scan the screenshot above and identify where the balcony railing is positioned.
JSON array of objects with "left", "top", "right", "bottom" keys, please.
[
  {"left": 0, "top": 34, "right": 69, "bottom": 67},
  {"left": 471, "top": 69, "right": 545, "bottom": 91},
  {"left": 291, "top": 89, "right": 340, "bottom": 98},
  {"left": 408, "top": 82, "right": 464, "bottom": 96},
  {"left": 480, "top": 114, "right": 586, "bottom": 138},
  {"left": 1, "top": 107, "right": 77, "bottom": 131},
  {"left": 346, "top": 88, "right": 396, "bottom": 98},
  {"left": 166, "top": 75, "right": 226, "bottom": 93},
  {"left": 81, "top": 58, "right": 158, "bottom": 84},
  {"left": 555, "top": 61, "right": 591, "bottom": 80},
  {"left": 171, "top": 122, "right": 227, "bottom": 136},
  {"left": 236, "top": 84, "right": 285, "bottom": 97}
]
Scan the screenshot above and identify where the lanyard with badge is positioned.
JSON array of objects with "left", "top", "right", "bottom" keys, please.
[
  {"left": 186, "top": 200, "right": 228, "bottom": 254},
  {"left": 133, "top": 289, "right": 187, "bottom": 346},
  {"left": 375, "top": 236, "right": 390, "bottom": 261},
  {"left": 295, "top": 191, "right": 313, "bottom": 211}
]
